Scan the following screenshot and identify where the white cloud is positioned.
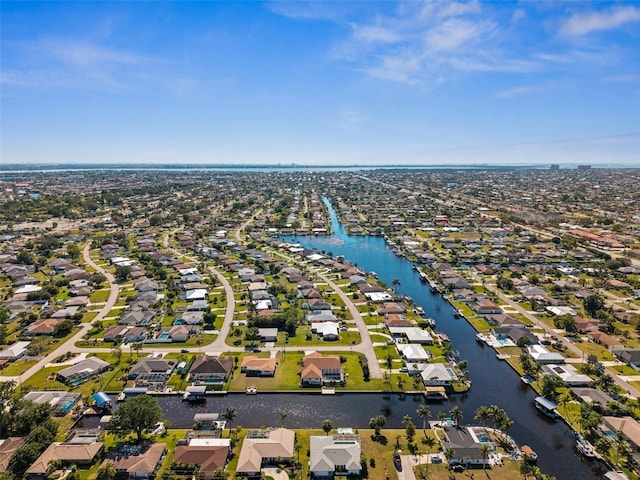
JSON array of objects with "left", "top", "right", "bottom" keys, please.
[
  {"left": 560, "top": 5, "right": 640, "bottom": 36},
  {"left": 494, "top": 85, "right": 538, "bottom": 99},
  {"left": 352, "top": 24, "right": 402, "bottom": 44},
  {"left": 602, "top": 74, "right": 640, "bottom": 83},
  {"left": 424, "top": 18, "right": 494, "bottom": 53}
]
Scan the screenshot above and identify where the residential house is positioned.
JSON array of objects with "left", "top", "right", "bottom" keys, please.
[
  {"left": 526, "top": 345, "right": 565, "bottom": 364},
  {"left": 419, "top": 363, "right": 457, "bottom": 386},
  {"left": 26, "top": 318, "right": 61, "bottom": 336},
  {"left": 378, "top": 302, "right": 406, "bottom": 315},
  {"left": 442, "top": 427, "right": 490, "bottom": 468},
  {"left": 573, "top": 316, "right": 600, "bottom": 333},
  {"left": 26, "top": 442, "right": 103, "bottom": 480},
  {"left": 241, "top": 357, "right": 277, "bottom": 377},
  {"left": 541, "top": 364, "right": 592, "bottom": 386},
  {"left": 571, "top": 387, "right": 621, "bottom": 414},
  {"left": 307, "top": 298, "right": 332, "bottom": 311},
  {"left": 101, "top": 443, "right": 166, "bottom": 479},
  {"left": 384, "top": 314, "right": 413, "bottom": 328},
  {"left": 397, "top": 344, "right": 430, "bottom": 364},
  {"left": 306, "top": 311, "right": 339, "bottom": 323},
  {"left": 471, "top": 299, "right": 503, "bottom": 315},
  {"left": 189, "top": 355, "right": 233, "bottom": 385},
  {"left": 236, "top": 429, "right": 295, "bottom": 477},
  {"left": 613, "top": 349, "right": 640, "bottom": 371},
  {"left": 258, "top": 328, "right": 279, "bottom": 342},
  {"left": 0, "top": 438, "right": 25, "bottom": 473},
  {"left": 129, "top": 357, "right": 175, "bottom": 387},
  {"left": 588, "top": 331, "right": 624, "bottom": 351},
  {"left": 602, "top": 417, "right": 640, "bottom": 452},
  {"left": 0, "top": 341, "right": 30, "bottom": 362},
  {"left": 172, "top": 444, "right": 229, "bottom": 479},
  {"left": 57, "top": 357, "right": 110, "bottom": 386},
  {"left": 301, "top": 352, "right": 344, "bottom": 387},
  {"left": 309, "top": 434, "right": 362, "bottom": 477}
]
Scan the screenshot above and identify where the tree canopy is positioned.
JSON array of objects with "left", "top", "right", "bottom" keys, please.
[{"left": 108, "top": 395, "right": 164, "bottom": 443}]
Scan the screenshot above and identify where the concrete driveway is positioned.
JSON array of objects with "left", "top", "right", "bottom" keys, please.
[{"left": 262, "top": 467, "right": 289, "bottom": 480}]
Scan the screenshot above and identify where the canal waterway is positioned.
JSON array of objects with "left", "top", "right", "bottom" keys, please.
[
  {"left": 85, "top": 198, "right": 603, "bottom": 478},
  {"left": 276, "top": 197, "right": 603, "bottom": 479}
]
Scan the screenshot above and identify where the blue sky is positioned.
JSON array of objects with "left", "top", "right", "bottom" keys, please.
[{"left": 1, "top": 1, "right": 639, "bottom": 166}]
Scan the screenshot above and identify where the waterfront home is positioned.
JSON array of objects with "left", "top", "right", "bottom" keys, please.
[
  {"left": 172, "top": 443, "right": 229, "bottom": 479},
  {"left": 378, "top": 302, "right": 406, "bottom": 315},
  {"left": 236, "top": 428, "right": 295, "bottom": 477},
  {"left": 26, "top": 442, "right": 104, "bottom": 480},
  {"left": 571, "top": 388, "right": 624, "bottom": 415},
  {"left": 188, "top": 355, "right": 233, "bottom": 385},
  {"left": 602, "top": 417, "right": 640, "bottom": 451},
  {"left": 101, "top": 443, "right": 166, "bottom": 479},
  {"left": 526, "top": 345, "right": 565, "bottom": 364},
  {"left": 301, "top": 352, "right": 344, "bottom": 387},
  {"left": 441, "top": 426, "right": 491, "bottom": 468},
  {"left": 471, "top": 299, "right": 503, "bottom": 315},
  {"left": 56, "top": 357, "right": 110, "bottom": 386},
  {"left": 419, "top": 363, "right": 457, "bottom": 386},
  {"left": 541, "top": 364, "right": 592, "bottom": 386},
  {"left": 491, "top": 327, "right": 537, "bottom": 346},
  {"left": 0, "top": 341, "right": 30, "bottom": 363},
  {"left": 384, "top": 314, "right": 413, "bottom": 328},
  {"left": 241, "top": 357, "right": 277, "bottom": 376},
  {"left": 486, "top": 314, "right": 525, "bottom": 328},
  {"left": 309, "top": 433, "right": 361, "bottom": 477},
  {"left": 129, "top": 357, "right": 175, "bottom": 384}
]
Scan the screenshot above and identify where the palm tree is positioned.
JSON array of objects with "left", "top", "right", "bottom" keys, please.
[
  {"left": 397, "top": 377, "right": 405, "bottom": 393},
  {"left": 392, "top": 278, "right": 401, "bottom": 293},
  {"left": 488, "top": 404, "right": 502, "bottom": 429},
  {"left": 449, "top": 406, "right": 463, "bottom": 428},
  {"left": 558, "top": 390, "right": 573, "bottom": 418},
  {"left": 279, "top": 411, "right": 287, "bottom": 428},
  {"left": 322, "top": 419, "right": 333, "bottom": 436},
  {"left": 443, "top": 447, "right": 454, "bottom": 471},
  {"left": 417, "top": 404, "right": 431, "bottom": 432},
  {"left": 474, "top": 405, "right": 490, "bottom": 427},
  {"left": 480, "top": 444, "right": 491, "bottom": 472},
  {"left": 97, "top": 462, "right": 117, "bottom": 480},
  {"left": 222, "top": 407, "right": 237, "bottom": 431},
  {"left": 615, "top": 430, "right": 628, "bottom": 466},
  {"left": 437, "top": 411, "right": 446, "bottom": 426}
]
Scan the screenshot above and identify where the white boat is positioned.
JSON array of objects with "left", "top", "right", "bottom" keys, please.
[
  {"left": 429, "top": 281, "right": 439, "bottom": 293},
  {"left": 476, "top": 332, "right": 488, "bottom": 343},
  {"left": 414, "top": 306, "right": 425, "bottom": 315},
  {"left": 246, "top": 386, "right": 257, "bottom": 395},
  {"left": 576, "top": 434, "right": 597, "bottom": 459}
]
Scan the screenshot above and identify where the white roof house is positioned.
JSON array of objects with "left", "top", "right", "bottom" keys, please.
[
  {"left": 185, "top": 289, "right": 208, "bottom": 301},
  {"left": 542, "top": 364, "right": 592, "bottom": 386},
  {"left": 527, "top": 344, "right": 565, "bottom": 364},
  {"left": 419, "top": 363, "right": 457, "bottom": 386},
  {"left": 405, "top": 328, "right": 433, "bottom": 344},
  {"left": 310, "top": 435, "right": 362, "bottom": 477},
  {"left": 312, "top": 322, "right": 340, "bottom": 340},
  {"left": 397, "top": 344, "right": 430, "bottom": 363},
  {"left": 0, "top": 341, "right": 30, "bottom": 361}
]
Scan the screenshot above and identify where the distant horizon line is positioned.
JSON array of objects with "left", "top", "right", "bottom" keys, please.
[{"left": 2, "top": 161, "right": 639, "bottom": 173}]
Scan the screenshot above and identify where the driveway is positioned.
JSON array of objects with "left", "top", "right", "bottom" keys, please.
[{"left": 262, "top": 467, "right": 289, "bottom": 480}]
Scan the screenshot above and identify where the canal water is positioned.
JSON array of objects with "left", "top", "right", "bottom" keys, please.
[{"left": 84, "top": 198, "right": 604, "bottom": 478}]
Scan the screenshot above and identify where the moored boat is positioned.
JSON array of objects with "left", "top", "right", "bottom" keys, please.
[
  {"left": 246, "top": 386, "right": 257, "bottom": 395},
  {"left": 534, "top": 396, "right": 559, "bottom": 419},
  {"left": 476, "top": 332, "right": 488, "bottom": 343},
  {"left": 521, "top": 445, "right": 538, "bottom": 463},
  {"left": 575, "top": 434, "right": 597, "bottom": 459}
]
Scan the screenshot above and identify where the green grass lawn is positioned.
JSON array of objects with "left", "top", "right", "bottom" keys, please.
[
  {"left": 0, "top": 359, "right": 38, "bottom": 376},
  {"left": 90, "top": 289, "right": 111, "bottom": 303}
]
